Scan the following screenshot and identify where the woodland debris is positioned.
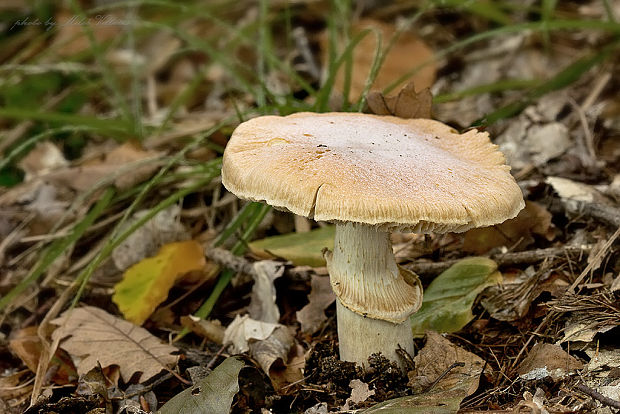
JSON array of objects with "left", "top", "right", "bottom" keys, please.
[
  {"left": 297, "top": 275, "right": 336, "bottom": 335},
  {"left": 517, "top": 343, "right": 583, "bottom": 380},
  {"left": 51, "top": 306, "right": 179, "bottom": 383},
  {"left": 405, "top": 245, "right": 592, "bottom": 276}
]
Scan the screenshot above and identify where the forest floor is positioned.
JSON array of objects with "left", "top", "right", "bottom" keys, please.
[{"left": 0, "top": 1, "right": 619, "bottom": 413}]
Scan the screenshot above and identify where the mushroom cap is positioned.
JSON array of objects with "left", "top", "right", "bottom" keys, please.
[{"left": 222, "top": 112, "right": 524, "bottom": 233}]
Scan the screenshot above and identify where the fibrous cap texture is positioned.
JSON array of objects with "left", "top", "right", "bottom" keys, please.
[{"left": 222, "top": 112, "right": 524, "bottom": 232}]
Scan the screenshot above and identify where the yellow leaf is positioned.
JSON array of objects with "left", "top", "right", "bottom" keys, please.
[{"left": 113, "top": 240, "right": 206, "bottom": 325}]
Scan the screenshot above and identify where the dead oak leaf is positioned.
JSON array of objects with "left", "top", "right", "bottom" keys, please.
[
  {"left": 367, "top": 81, "right": 432, "bottom": 119},
  {"left": 51, "top": 306, "right": 179, "bottom": 383}
]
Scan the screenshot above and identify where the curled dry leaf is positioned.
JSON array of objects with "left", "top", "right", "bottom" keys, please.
[
  {"left": 367, "top": 81, "right": 432, "bottom": 119},
  {"left": 224, "top": 315, "right": 279, "bottom": 354},
  {"left": 248, "top": 260, "right": 285, "bottom": 324},
  {"left": 223, "top": 315, "right": 294, "bottom": 376},
  {"left": 296, "top": 275, "right": 336, "bottom": 335},
  {"left": 249, "top": 325, "right": 295, "bottom": 376},
  {"left": 180, "top": 316, "right": 225, "bottom": 345},
  {"left": 515, "top": 389, "right": 550, "bottom": 414},
  {"left": 51, "top": 306, "right": 179, "bottom": 383}
]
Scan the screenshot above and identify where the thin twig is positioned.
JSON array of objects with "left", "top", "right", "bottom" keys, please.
[
  {"left": 575, "top": 382, "right": 620, "bottom": 409},
  {"left": 567, "top": 226, "right": 620, "bottom": 293},
  {"left": 424, "top": 362, "right": 465, "bottom": 392},
  {"left": 111, "top": 373, "right": 174, "bottom": 401}
]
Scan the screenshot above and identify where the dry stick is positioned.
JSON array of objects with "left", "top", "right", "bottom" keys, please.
[
  {"left": 111, "top": 373, "right": 174, "bottom": 401},
  {"left": 575, "top": 382, "right": 620, "bottom": 410},
  {"left": 569, "top": 96, "right": 597, "bottom": 164},
  {"left": 581, "top": 71, "right": 611, "bottom": 111},
  {"left": 208, "top": 245, "right": 592, "bottom": 280},
  {"left": 207, "top": 247, "right": 256, "bottom": 277},
  {"left": 565, "top": 202, "right": 620, "bottom": 228},
  {"left": 405, "top": 245, "right": 591, "bottom": 276}
]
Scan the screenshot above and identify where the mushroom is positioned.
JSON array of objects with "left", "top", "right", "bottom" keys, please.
[{"left": 221, "top": 112, "right": 524, "bottom": 367}]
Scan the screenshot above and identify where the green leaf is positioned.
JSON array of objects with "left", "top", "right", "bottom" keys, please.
[
  {"left": 157, "top": 357, "right": 244, "bottom": 414},
  {"left": 249, "top": 226, "right": 335, "bottom": 267},
  {"left": 362, "top": 392, "right": 460, "bottom": 414},
  {"left": 410, "top": 257, "right": 501, "bottom": 336}
]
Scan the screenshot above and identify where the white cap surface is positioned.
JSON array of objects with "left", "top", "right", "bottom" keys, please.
[{"left": 222, "top": 112, "right": 524, "bottom": 232}]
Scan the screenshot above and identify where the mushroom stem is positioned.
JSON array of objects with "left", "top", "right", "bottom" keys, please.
[
  {"left": 336, "top": 300, "right": 414, "bottom": 368},
  {"left": 325, "top": 222, "right": 422, "bottom": 368}
]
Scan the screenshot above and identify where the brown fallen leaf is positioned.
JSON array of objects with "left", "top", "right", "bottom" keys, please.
[
  {"left": 367, "top": 81, "right": 432, "bottom": 119},
  {"left": 269, "top": 342, "right": 305, "bottom": 393},
  {"left": 8, "top": 325, "right": 77, "bottom": 384},
  {"left": 51, "top": 306, "right": 179, "bottom": 383},
  {"left": 408, "top": 331, "right": 484, "bottom": 397},
  {"left": 323, "top": 18, "right": 436, "bottom": 103},
  {"left": 296, "top": 275, "right": 336, "bottom": 335},
  {"left": 44, "top": 141, "right": 162, "bottom": 192},
  {"left": 463, "top": 201, "right": 555, "bottom": 254},
  {"left": 17, "top": 141, "right": 68, "bottom": 180},
  {"left": 249, "top": 325, "right": 295, "bottom": 377},
  {"left": 180, "top": 316, "right": 225, "bottom": 345},
  {"left": 517, "top": 343, "right": 583, "bottom": 380}
]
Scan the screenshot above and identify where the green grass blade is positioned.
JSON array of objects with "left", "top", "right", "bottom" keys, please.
[
  {"left": 71, "top": 171, "right": 220, "bottom": 307},
  {"left": 0, "top": 187, "right": 115, "bottom": 312},
  {"left": 0, "top": 126, "right": 96, "bottom": 172},
  {"left": 191, "top": 203, "right": 271, "bottom": 322},
  {"left": 68, "top": 0, "right": 133, "bottom": 126},
  {"left": 433, "top": 78, "right": 540, "bottom": 103},
  {"left": 384, "top": 18, "right": 620, "bottom": 95},
  {"left": 213, "top": 202, "right": 261, "bottom": 247},
  {"left": 0, "top": 108, "right": 132, "bottom": 137},
  {"left": 475, "top": 41, "right": 617, "bottom": 126}
]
